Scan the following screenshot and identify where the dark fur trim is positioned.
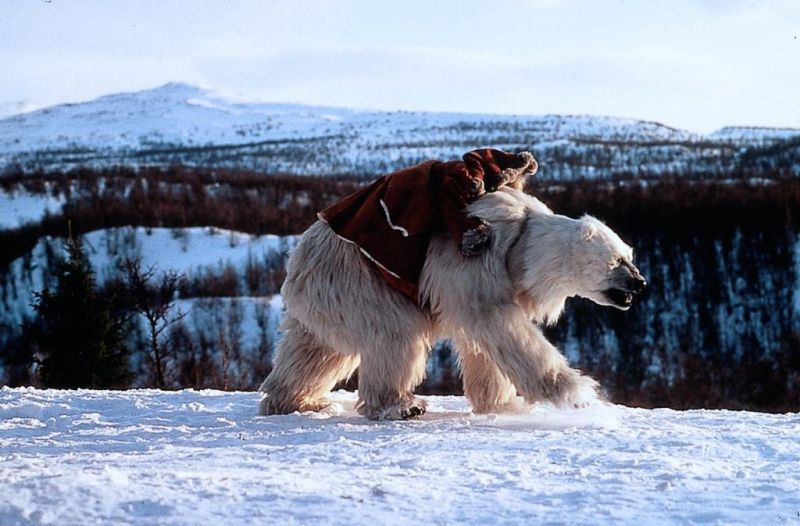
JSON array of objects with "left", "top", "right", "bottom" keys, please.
[
  {"left": 461, "top": 221, "right": 491, "bottom": 256},
  {"left": 496, "top": 151, "right": 538, "bottom": 190}
]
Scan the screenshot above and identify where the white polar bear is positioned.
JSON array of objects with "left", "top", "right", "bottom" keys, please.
[{"left": 259, "top": 188, "right": 646, "bottom": 419}]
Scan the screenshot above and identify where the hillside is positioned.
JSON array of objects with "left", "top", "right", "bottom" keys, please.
[
  {"left": 1, "top": 388, "right": 798, "bottom": 525},
  {"left": 1, "top": 85, "right": 798, "bottom": 410},
  {"left": 1, "top": 83, "right": 798, "bottom": 179},
  {"left": 2, "top": 176, "right": 799, "bottom": 410},
  {"left": 0, "top": 226, "right": 294, "bottom": 388}
]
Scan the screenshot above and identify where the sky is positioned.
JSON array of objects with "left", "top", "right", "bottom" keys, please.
[{"left": 1, "top": 0, "right": 798, "bottom": 133}]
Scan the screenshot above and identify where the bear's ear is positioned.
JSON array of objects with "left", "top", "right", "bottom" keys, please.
[{"left": 581, "top": 222, "right": 597, "bottom": 241}]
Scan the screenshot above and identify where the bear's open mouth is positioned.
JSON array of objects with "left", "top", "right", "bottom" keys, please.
[{"left": 605, "top": 288, "right": 634, "bottom": 309}]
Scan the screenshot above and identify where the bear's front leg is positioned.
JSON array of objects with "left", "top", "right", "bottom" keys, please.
[
  {"left": 457, "top": 342, "right": 519, "bottom": 414},
  {"left": 356, "top": 335, "right": 429, "bottom": 420},
  {"left": 459, "top": 303, "right": 598, "bottom": 408}
]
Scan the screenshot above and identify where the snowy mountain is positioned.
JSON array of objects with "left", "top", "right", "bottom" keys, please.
[
  {"left": 0, "top": 101, "right": 37, "bottom": 120},
  {"left": 1, "top": 388, "right": 798, "bottom": 525},
  {"left": 1, "top": 83, "right": 798, "bottom": 179}
]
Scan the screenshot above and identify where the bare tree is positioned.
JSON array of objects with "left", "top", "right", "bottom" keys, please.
[{"left": 121, "top": 258, "right": 185, "bottom": 389}]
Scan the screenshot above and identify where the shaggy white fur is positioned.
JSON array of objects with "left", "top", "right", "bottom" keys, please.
[{"left": 259, "top": 188, "right": 644, "bottom": 419}]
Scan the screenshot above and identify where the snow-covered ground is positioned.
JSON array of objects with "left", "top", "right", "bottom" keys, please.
[
  {"left": 1, "top": 388, "right": 798, "bottom": 526},
  {"left": 0, "top": 188, "right": 65, "bottom": 229}
]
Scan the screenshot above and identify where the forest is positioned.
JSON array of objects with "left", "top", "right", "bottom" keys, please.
[{"left": 0, "top": 166, "right": 798, "bottom": 411}]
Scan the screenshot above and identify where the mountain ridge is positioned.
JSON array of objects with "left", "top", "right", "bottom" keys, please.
[
  {"left": 1, "top": 83, "right": 798, "bottom": 178},
  {"left": 3, "top": 82, "right": 797, "bottom": 136}
]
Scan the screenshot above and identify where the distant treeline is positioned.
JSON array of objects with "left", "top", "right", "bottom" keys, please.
[
  {"left": 0, "top": 166, "right": 362, "bottom": 267},
  {"left": 533, "top": 176, "right": 800, "bottom": 237},
  {"left": 3, "top": 165, "right": 798, "bottom": 265},
  {"left": 1, "top": 166, "right": 799, "bottom": 411},
  {"left": 531, "top": 177, "right": 800, "bottom": 411}
]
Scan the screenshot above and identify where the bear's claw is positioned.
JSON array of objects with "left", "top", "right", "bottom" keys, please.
[
  {"left": 401, "top": 405, "right": 426, "bottom": 419},
  {"left": 360, "top": 397, "right": 428, "bottom": 420}
]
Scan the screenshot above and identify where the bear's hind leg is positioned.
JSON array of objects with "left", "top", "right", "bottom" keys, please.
[
  {"left": 258, "top": 316, "right": 359, "bottom": 416},
  {"left": 457, "top": 343, "right": 518, "bottom": 414},
  {"left": 357, "top": 334, "right": 429, "bottom": 420}
]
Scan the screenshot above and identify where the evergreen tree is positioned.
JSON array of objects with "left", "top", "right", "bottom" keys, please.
[{"left": 31, "top": 236, "right": 132, "bottom": 388}]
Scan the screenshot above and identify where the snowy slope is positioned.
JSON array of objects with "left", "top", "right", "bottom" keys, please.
[
  {"left": 0, "top": 187, "right": 65, "bottom": 229},
  {"left": 1, "top": 388, "right": 798, "bottom": 526},
  {"left": 709, "top": 126, "right": 800, "bottom": 143},
  {"left": 2, "top": 83, "right": 798, "bottom": 178},
  {"left": 0, "top": 82, "right": 693, "bottom": 155},
  {"left": 0, "top": 83, "right": 357, "bottom": 155},
  {"left": 0, "top": 226, "right": 295, "bottom": 350}
]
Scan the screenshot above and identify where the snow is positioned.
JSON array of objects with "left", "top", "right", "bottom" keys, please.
[
  {"left": 710, "top": 126, "right": 800, "bottom": 143},
  {"left": 0, "top": 83, "right": 689, "bottom": 156},
  {"left": 0, "top": 226, "right": 295, "bottom": 345},
  {"left": 1, "top": 388, "right": 798, "bottom": 525},
  {"left": 0, "top": 83, "right": 361, "bottom": 157},
  {"left": 3, "top": 82, "right": 796, "bottom": 177},
  {"left": 0, "top": 189, "right": 65, "bottom": 229},
  {"left": 84, "top": 226, "right": 295, "bottom": 282}
]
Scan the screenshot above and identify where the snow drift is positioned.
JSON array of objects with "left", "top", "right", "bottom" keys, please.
[{"left": 1, "top": 388, "right": 798, "bottom": 525}]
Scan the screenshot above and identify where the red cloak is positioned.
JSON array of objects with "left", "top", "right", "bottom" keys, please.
[{"left": 318, "top": 149, "right": 536, "bottom": 301}]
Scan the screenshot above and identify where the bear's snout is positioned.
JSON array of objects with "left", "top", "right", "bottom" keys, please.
[
  {"left": 627, "top": 273, "right": 647, "bottom": 296},
  {"left": 604, "top": 262, "right": 647, "bottom": 309},
  {"left": 618, "top": 260, "right": 646, "bottom": 295}
]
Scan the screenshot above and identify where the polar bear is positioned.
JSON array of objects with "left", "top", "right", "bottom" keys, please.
[{"left": 259, "top": 188, "right": 646, "bottom": 419}]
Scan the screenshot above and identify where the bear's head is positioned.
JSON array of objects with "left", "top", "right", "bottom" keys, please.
[
  {"left": 476, "top": 191, "right": 646, "bottom": 316},
  {"left": 567, "top": 215, "right": 646, "bottom": 311},
  {"left": 462, "top": 189, "right": 647, "bottom": 322}
]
